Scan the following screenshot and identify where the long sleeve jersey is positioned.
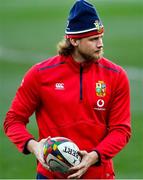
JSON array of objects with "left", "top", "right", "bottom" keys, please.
[{"left": 4, "top": 55, "right": 131, "bottom": 179}]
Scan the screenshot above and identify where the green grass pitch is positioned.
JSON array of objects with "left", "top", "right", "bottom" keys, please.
[{"left": 0, "top": 0, "right": 143, "bottom": 178}]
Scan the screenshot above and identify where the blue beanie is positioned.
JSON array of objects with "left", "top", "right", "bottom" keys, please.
[{"left": 65, "top": 0, "right": 104, "bottom": 38}]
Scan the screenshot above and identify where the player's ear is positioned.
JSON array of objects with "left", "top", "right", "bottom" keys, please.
[{"left": 69, "top": 38, "right": 80, "bottom": 47}]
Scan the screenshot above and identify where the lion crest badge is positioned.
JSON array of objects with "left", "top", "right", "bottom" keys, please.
[{"left": 96, "top": 81, "right": 106, "bottom": 97}]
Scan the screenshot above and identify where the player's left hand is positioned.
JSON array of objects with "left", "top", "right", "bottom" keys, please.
[{"left": 67, "top": 150, "right": 99, "bottom": 179}]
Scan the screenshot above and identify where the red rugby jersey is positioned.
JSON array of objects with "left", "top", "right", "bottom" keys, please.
[{"left": 4, "top": 55, "right": 131, "bottom": 179}]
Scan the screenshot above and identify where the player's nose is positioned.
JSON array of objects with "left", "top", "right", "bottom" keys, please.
[{"left": 97, "top": 37, "right": 103, "bottom": 48}]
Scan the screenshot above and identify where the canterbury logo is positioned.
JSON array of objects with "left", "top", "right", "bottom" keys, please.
[{"left": 55, "top": 83, "right": 64, "bottom": 90}]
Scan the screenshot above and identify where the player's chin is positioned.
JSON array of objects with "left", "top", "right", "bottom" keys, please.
[{"left": 94, "top": 51, "right": 103, "bottom": 60}]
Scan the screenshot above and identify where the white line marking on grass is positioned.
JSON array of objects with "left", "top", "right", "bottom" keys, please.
[
  {"left": 0, "top": 46, "right": 143, "bottom": 112},
  {"left": 125, "top": 67, "right": 143, "bottom": 81},
  {"left": 0, "top": 46, "right": 50, "bottom": 63},
  {"left": 0, "top": 46, "right": 143, "bottom": 81}
]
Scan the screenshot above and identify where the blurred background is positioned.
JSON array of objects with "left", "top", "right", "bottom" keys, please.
[{"left": 0, "top": 0, "right": 143, "bottom": 178}]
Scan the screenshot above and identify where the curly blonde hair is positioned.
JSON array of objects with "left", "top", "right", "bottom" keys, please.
[{"left": 57, "top": 38, "right": 75, "bottom": 56}]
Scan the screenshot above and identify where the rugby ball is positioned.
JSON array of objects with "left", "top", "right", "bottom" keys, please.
[{"left": 43, "top": 137, "right": 81, "bottom": 173}]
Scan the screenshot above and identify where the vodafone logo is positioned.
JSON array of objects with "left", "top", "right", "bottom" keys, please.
[
  {"left": 97, "top": 99, "right": 104, "bottom": 107},
  {"left": 94, "top": 99, "right": 106, "bottom": 111}
]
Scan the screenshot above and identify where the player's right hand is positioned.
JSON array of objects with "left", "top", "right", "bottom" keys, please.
[{"left": 27, "top": 137, "right": 51, "bottom": 170}]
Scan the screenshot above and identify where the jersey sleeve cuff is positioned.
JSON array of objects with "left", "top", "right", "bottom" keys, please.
[
  {"left": 94, "top": 150, "right": 101, "bottom": 166},
  {"left": 23, "top": 138, "right": 35, "bottom": 155}
]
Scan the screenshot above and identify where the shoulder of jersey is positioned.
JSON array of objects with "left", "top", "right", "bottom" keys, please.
[
  {"left": 97, "top": 57, "right": 124, "bottom": 73},
  {"left": 35, "top": 55, "right": 66, "bottom": 71}
]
